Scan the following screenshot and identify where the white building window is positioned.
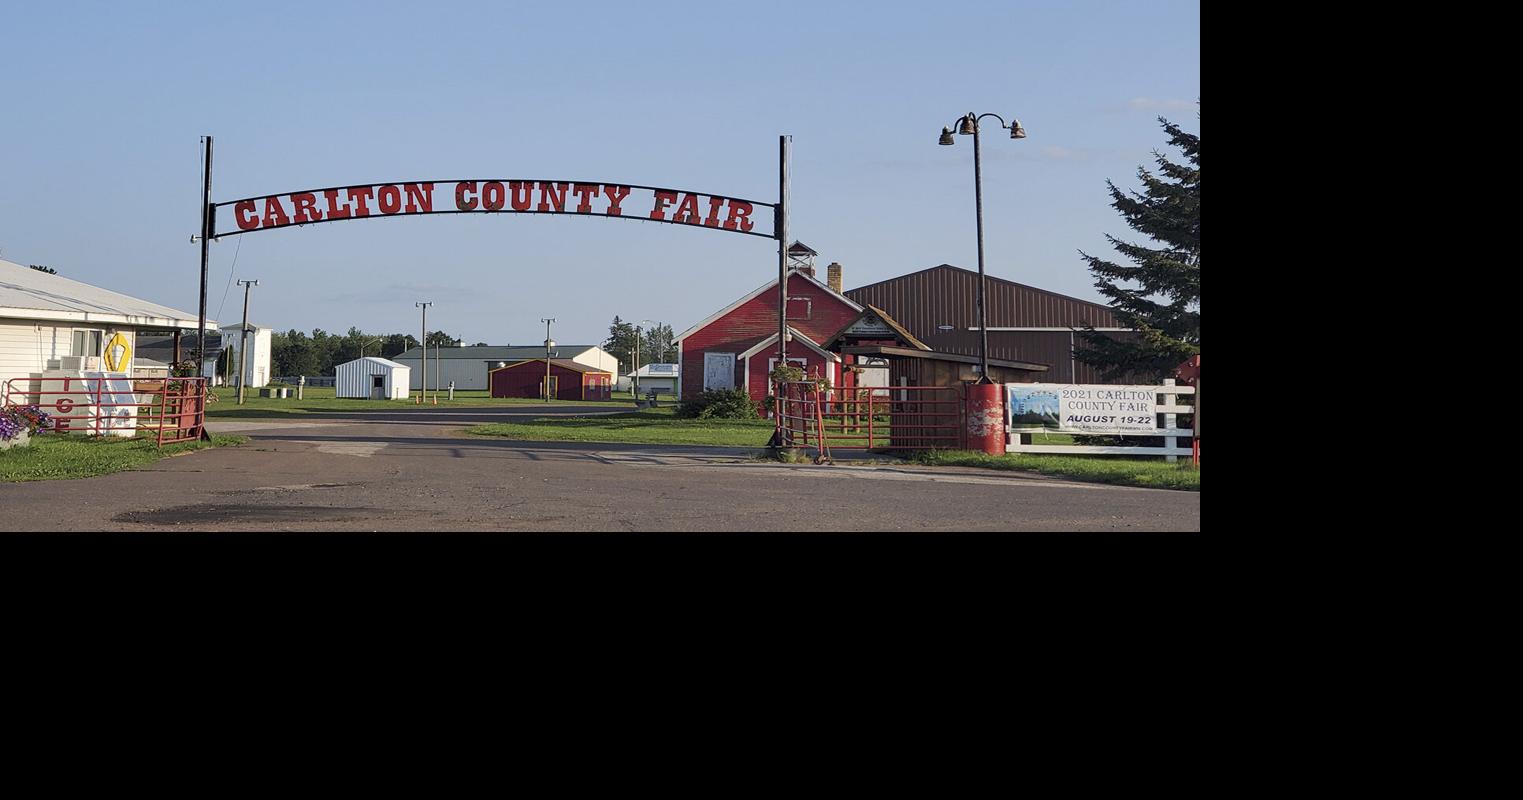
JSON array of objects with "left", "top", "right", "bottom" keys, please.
[{"left": 72, "top": 330, "right": 103, "bottom": 358}]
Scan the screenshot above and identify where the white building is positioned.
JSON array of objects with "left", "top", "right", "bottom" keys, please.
[
  {"left": 220, "top": 322, "right": 273, "bottom": 389},
  {"left": 617, "top": 363, "right": 679, "bottom": 396},
  {"left": 0, "top": 258, "right": 216, "bottom": 394},
  {"left": 335, "top": 357, "right": 411, "bottom": 400},
  {"left": 395, "top": 344, "right": 619, "bottom": 391}
]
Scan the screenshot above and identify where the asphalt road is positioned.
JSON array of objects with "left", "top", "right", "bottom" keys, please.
[{"left": 1, "top": 405, "right": 1201, "bottom": 532}]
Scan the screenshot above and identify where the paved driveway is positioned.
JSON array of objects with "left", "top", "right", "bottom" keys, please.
[{"left": 1, "top": 407, "right": 1201, "bottom": 532}]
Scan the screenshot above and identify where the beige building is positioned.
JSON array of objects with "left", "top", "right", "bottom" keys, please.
[{"left": 395, "top": 344, "right": 619, "bottom": 391}]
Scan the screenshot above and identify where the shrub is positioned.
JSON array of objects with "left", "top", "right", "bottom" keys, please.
[{"left": 678, "top": 388, "right": 760, "bottom": 420}]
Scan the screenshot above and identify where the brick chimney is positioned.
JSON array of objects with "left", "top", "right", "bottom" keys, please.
[{"left": 827, "top": 262, "right": 843, "bottom": 294}]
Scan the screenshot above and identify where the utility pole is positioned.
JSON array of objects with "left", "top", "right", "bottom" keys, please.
[
  {"left": 541, "top": 318, "right": 556, "bottom": 402},
  {"left": 236, "top": 279, "right": 259, "bottom": 405},
  {"left": 416, "top": 302, "right": 432, "bottom": 404}
]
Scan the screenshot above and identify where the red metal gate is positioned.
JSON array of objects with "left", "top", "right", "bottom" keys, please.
[
  {"left": 778, "top": 381, "right": 964, "bottom": 458},
  {"left": 3, "top": 376, "right": 209, "bottom": 446}
]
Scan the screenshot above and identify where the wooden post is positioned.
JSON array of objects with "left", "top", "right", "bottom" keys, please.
[{"left": 1162, "top": 377, "right": 1178, "bottom": 463}]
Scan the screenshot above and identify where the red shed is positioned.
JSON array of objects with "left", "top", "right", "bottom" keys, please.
[
  {"left": 489, "top": 359, "right": 614, "bottom": 401},
  {"left": 675, "top": 260, "right": 862, "bottom": 402}
]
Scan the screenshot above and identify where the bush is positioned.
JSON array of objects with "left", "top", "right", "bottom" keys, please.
[{"left": 678, "top": 388, "right": 760, "bottom": 420}]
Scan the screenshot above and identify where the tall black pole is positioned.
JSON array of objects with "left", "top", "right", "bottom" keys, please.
[
  {"left": 777, "top": 135, "right": 790, "bottom": 384},
  {"left": 197, "top": 135, "right": 213, "bottom": 373},
  {"left": 972, "top": 120, "right": 991, "bottom": 384}
]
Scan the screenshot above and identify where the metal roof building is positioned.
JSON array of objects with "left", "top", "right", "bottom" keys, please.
[
  {"left": 394, "top": 344, "right": 619, "bottom": 391},
  {"left": 335, "top": 356, "right": 411, "bottom": 400},
  {"left": 1, "top": 258, "right": 216, "bottom": 391},
  {"left": 845, "top": 264, "right": 1133, "bottom": 384}
]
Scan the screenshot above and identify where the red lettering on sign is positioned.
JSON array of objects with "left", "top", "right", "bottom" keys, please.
[
  {"left": 509, "top": 182, "right": 533, "bottom": 211},
  {"left": 482, "top": 181, "right": 506, "bottom": 211},
  {"left": 56, "top": 397, "right": 75, "bottom": 414},
  {"left": 404, "top": 183, "right": 434, "bottom": 213},
  {"left": 537, "top": 182, "right": 569, "bottom": 212},
  {"left": 673, "top": 193, "right": 702, "bottom": 225},
  {"left": 378, "top": 185, "right": 403, "bottom": 214},
  {"left": 292, "top": 193, "right": 322, "bottom": 223},
  {"left": 348, "top": 187, "right": 375, "bottom": 217},
  {"left": 455, "top": 182, "right": 478, "bottom": 211},
  {"left": 235, "top": 201, "right": 259, "bottom": 230},
  {"left": 572, "top": 183, "right": 600, "bottom": 213},
  {"left": 262, "top": 196, "right": 291, "bottom": 228},
  {"left": 650, "top": 190, "right": 678, "bottom": 220},
  {"left": 604, "top": 185, "right": 631, "bottom": 216},
  {"left": 704, "top": 196, "right": 724, "bottom": 227},
  {"left": 723, "top": 200, "right": 754, "bottom": 232},
  {"left": 326, "top": 189, "right": 352, "bottom": 220}
]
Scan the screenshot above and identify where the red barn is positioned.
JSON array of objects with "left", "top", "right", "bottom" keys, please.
[
  {"left": 675, "top": 249, "right": 862, "bottom": 402},
  {"left": 489, "top": 359, "right": 614, "bottom": 401}
]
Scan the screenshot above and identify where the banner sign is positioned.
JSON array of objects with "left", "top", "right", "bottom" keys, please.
[
  {"left": 1007, "top": 383, "right": 1161, "bottom": 435},
  {"left": 212, "top": 181, "right": 777, "bottom": 239}
]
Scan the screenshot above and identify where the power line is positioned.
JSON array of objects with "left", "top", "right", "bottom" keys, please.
[{"left": 214, "top": 234, "right": 243, "bottom": 322}]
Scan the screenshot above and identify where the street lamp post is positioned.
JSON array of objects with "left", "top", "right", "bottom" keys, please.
[
  {"left": 939, "top": 112, "right": 1026, "bottom": 384},
  {"left": 634, "top": 319, "right": 657, "bottom": 400}
]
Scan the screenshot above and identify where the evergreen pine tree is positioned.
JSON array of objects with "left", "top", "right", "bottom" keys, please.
[
  {"left": 602, "top": 316, "right": 637, "bottom": 368},
  {"left": 1075, "top": 114, "right": 1200, "bottom": 381}
]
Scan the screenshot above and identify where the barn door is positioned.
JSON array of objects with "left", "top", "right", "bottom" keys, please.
[
  {"left": 704, "top": 353, "right": 735, "bottom": 391},
  {"left": 370, "top": 375, "right": 385, "bottom": 400}
]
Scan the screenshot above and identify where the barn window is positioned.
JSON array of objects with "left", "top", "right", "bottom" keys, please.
[{"left": 786, "top": 296, "right": 812, "bottom": 320}]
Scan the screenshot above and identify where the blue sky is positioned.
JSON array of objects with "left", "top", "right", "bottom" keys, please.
[{"left": 0, "top": 0, "right": 1199, "bottom": 347}]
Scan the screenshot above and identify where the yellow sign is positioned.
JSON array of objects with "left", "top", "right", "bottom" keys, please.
[{"left": 104, "top": 332, "right": 132, "bottom": 372}]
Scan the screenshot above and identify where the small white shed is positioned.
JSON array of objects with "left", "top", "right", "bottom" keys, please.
[{"left": 335, "top": 357, "right": 411, "bottom": 400}]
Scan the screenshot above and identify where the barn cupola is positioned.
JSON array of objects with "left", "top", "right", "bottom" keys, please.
[{"left": 787, "top": 241, "right": 818, "bottom": 278}]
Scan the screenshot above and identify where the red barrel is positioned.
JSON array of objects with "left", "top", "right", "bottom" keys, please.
[{"left": 965, "top": 383, "right": 1006, "bottom": 456}]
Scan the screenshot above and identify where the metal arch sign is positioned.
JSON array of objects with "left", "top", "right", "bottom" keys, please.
[
  {"left": 191, "top": 135, "right": 796, "bottom": 442},
  {"left": 211, "top": 180, "right": 777, "bottom": 240}
]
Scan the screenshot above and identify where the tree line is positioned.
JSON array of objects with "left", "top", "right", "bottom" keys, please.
[{"left": 261, "top": 327, "right": 476, "bottom": 379}]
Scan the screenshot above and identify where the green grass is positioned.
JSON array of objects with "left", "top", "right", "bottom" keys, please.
[
  {"left": 0, "top": 433, "right": 249, "bottom": 483},
  {"left": 468, "top": 406, "right": 775, "bottom": 447},
  {"left": 206, "top": 386, "right": 638, "bottom": 418},
  {"left": 910, "top": 449, "right": 1199, "bottom": 491}
]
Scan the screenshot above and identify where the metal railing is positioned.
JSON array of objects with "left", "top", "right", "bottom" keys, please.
[
  {"left": 779, "top": 381, "right": 965, "bottom": 458},
  {"left": 3, "top": 376, "right": 209, "bottom": 447}
]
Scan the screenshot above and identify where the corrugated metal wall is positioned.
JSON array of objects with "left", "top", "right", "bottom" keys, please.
[
  {"left": 846, "top": 265, "right": 1133, "bottom": 383},
  {"left": 336, "top": 358, "right": 409, "bottom": 399}
]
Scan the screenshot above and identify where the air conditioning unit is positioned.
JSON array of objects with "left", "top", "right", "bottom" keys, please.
[{"left": 49, "top": 356, "right": 101, "bottom": 371}]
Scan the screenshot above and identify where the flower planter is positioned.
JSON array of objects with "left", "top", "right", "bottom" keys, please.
[{"left": 0, "top": 430, "right": 30, "bottom": 451}]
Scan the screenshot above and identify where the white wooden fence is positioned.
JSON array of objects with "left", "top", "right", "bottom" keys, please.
[{"left": 1006, "top": 378, "right": 1197, "bottom": 460}]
